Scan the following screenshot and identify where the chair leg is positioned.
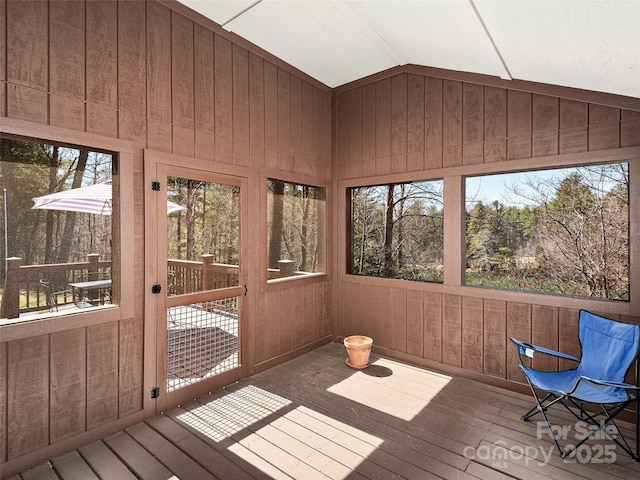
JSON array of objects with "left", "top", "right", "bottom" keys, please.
[
  {"left": 533, "top": 396, "right": 640, "bottom": 461},
  {"left": 567, "top": 401, "right": 640, "bottom": 462},
  {"left": 522, "top": 379, "right": 567, "bottom": 456}
]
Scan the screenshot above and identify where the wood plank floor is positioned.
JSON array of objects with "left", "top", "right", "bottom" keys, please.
[{"left": 9, "top": 342, "right": 640, "bottom": 480}]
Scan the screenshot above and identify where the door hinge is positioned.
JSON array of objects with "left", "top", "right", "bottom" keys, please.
[
  {"left": 151, "top": 387, "right": 160, "bottom": 399},
  {"left": 151, "top": 284, "right": 162, "bottom": 294},
  {"left": 244, "top": 284, "right": 248, "bottom": 296},
  {"left": 151, "top": 181, "right": 161, "bottom": 191}
]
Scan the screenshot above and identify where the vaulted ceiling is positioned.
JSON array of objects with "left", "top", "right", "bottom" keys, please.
[{"left": 178, "top": 0, "right": 640, "bottom": 99}]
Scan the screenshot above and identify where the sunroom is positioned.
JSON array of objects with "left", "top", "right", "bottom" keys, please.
[{"left": 1, "top": 1, "right": 639, "bottom": 479}]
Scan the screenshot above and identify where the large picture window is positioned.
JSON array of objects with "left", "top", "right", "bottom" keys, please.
[
  {"left": 465, "top": 162, "right": 629, "bottom": 301},
  {"left": 0, "top": 135, "right": 116, "bottom": 319},
  {"left": 267, "top": 179, "right": 326, "bottom": 280},
  {"left": 348, "top": 180, "right": 444, "bottom": 282}
]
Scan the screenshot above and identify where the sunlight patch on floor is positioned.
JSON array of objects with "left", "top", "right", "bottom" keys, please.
[
  {"left": 175, "top": 385, "right": 293, "bottom": 441},
  {"left": 174, "top": 384, "right": 384, "bottom": 479},
  {"left": 327, "top": 357, "right": 452, "bottom": 421}
]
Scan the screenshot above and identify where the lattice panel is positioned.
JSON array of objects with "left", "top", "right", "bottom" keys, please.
[{"left": 167, "top": 296, "right": 240, "bottom": 392}]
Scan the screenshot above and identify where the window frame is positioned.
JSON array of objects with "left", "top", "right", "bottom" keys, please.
[
  {"left": 346, "top": 178, "right": 445, "bottom": 283},
  {"left": 463, "top": 162, "right": 631, "bottom": 301},
  {"left": 338, "top": 149, "right": 640, "bottom": 317},
  {"left": 0, "top": 117, "right": 134, "bottom": 335},
  {"left": 262, "top": 172, "right": 329, "bottom": 288}
]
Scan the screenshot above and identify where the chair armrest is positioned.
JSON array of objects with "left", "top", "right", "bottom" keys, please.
[
  {"left": 510, "top": 337, "right": 580, "bottom": 362},
  {"left": 578, "top": 376, "right": 640, "bottom": 392}
]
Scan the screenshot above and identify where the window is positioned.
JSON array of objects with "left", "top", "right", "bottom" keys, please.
[
  {"left": 267, "top": 179, "right": 326, "bottom": 280},
  {"left": 465, "top": 163, "right": 629, "bottom": 301},
  {"left": 348, "top": 180, "right": 444, "bottom": 282},
  {"left": 1, "top": 135, "right": 116, "bottom": 319},
  {"left": 166, "top": 176, "right": 240, "bottom": 294}
]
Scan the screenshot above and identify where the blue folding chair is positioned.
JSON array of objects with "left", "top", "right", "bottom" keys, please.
[{"left": 511, "top": 310, "right": 640, "bottom": 460}]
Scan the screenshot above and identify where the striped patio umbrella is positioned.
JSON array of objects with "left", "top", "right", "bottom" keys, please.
[{"left": 32, "top": 180, "right": 186, "bottom": 215}]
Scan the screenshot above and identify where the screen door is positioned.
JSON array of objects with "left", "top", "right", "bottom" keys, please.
[{"left": 149, "top": 163, "right": 247, "bottom": 412}]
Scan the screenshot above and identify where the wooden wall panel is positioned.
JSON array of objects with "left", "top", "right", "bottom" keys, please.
[
  {"left": 507, "top": 90, "right": 532, "bottom": 160},
  {"left": 2, "top": 1, "right": 333, "bottom": 474},
  {"left": 442, "top": 80, "right": 462, "bottom": 167},
  {"left": 249, "top": 52, "right": 265, "bottom": 168},
  {"left": 233, "top": 45, "right": 251, "bottom": 168},
  {"left": 407, "top": 74, "right": 425, "bottom": 171},
  {"left": 390, "top": 74, "right": 407, "bottom": 173},
  {"left": 483, "top": 86, "right": 507, "bottom": 163},
  {"left": 375, "top": 78, "right": 391, "bottom": 175},
  {"left": 146, "top": 1, "right": 172, "bottom": 152},
  {"left": 558, "top": 307, "right": 580, "bottom": 370},
  {"left": 421, "top": 292, "right": 441, "bottom": 363},
  {"left": 314, "top": 282, "right": 330, "bottom": 339},
  {"left": 346, "top": 282, "right": 362, "bottom": 337},
  {"left": 264, "top": 291, "right": 280, "bottom": 360},
  {"left": 337, "top": 66, "right": 638, "bottom": 397},
  {"left": 316, "top": 87, "right": 331, "bottom": 180},
  {"left": 621, "top": 110, "right": 640, "bottom": 147},
  {"left": 264, "top": 62, "right": 279, "bottom": 169},
  {"left": 442, "top": 294, "right": 462, "bottom": 367},
  {"left": 50, "top": 328, "right": 87, "bottom": 443},
  {"left": 374, "top": 286, "right": 391, "bottom": 349},
  {"left": 302, "top": 283, "right": 314, "bottom": 345},
  {"left": 7, "top": 1, "right": 48, "bottom": 90},
  {"left": 531, "top": 305, "right": 558, "bottom": 372},
  {"left": 506, "top": 302, "right": 531, "bottom": 382},
  {"left": 7, "top": 336, "right": 49, "bottom": 459},
  {"left": 461, "top": 296, "right": 483, "bottom": 372},
  {"left": 214, "top": 34, "right": 233, "bottom": 162},
  {"left": 559, "top": 99, "right": 588, "bottom": 154},
  {"left": 462, "top": 83, "right": 484, "bottom": 165},
  {"left": 290, "top": 76, "right": 302, "bottom": 174},
  {"left": 291, "top": 286, "right": 304, "bottom": 349},
  {"left": 119, "top": 318, "right": 143, "bottom": 416},
  {"left": 117, "top": 0, "right": 146, "bottom": 118},
  {"left": 86, "top": 322, "right": 119, "bottom": 430},
  {"left": 278, "top": 288, "right": 293, "bottom": 354},
  {"left": 335, "top": 91, "right": 349, "bottom": 179},
  {"left": 277, "top": 70, "right": 291, "bottom": 172},
  {"left": 86, "top": 0, "right": 118, "bottom": 137},
  {"left": 194, "top": 23, "right": 215, "bottom": 159},
  {"left": 424, "top": 77, "right": 443, "bottom": 169},
  {"left": 6, "top": 0, "right": 48, "bottom": 123},
  {"left": 360, "top": 282, "right": 377, "bottom": 341},
  {"left": 532, "top": 94, "right": 558, "bottom": 157},
  {"left": 406, "top": 289, "right": 424, "bottom": 357},
  {"left": 483, "top": 299, "right": 506, "bottom": 378},
  {"left": 389, "top": 287, "right": 407, "bottom": 353},
  {"left": 348, "top": 88, "right": 362, "bottom": 179},
  {"left": 171, "top": 11, "right": 195, "bottom": 156},
  {"left": 49, "top": 0, "right": 85, "bottom": 130},
  {"left": 254, "top": 291, "right": 267, "bottom": 364},
  {"left": 361, "top": 84, "right": 376, "bottom": 175},
  {"left": 588, "top": 104, "right": 620, "bottom": 151},
  {"left": 300, "top": 82, "right": 314, "bottom": 175}
]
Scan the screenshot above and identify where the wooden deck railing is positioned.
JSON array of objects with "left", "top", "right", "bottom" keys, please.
[
  {"left": 1, "top": 253, "right": 302, "bottom": 318},
  {"left": 1, "top": 253, "right": 112, "bottom": 319},
  {"left": 168, "top": 255, "right": 239, "bottom": 295}
]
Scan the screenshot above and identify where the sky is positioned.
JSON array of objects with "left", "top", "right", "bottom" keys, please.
[{"left": 466, "top": 168, "right": 575, "bottom": 207}]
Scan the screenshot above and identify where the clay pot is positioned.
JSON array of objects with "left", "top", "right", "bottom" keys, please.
[{"left": 344, "top": 335, "right": 373, "bottom": 369}]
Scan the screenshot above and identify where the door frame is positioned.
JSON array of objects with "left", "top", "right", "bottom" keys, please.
[{"left": 143, "top": 150, "right": 250, "bottom": 414}]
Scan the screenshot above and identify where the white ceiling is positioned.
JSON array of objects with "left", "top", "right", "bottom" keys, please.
[{"left": 178, "top": 0, "right": 640, "bottom": 99}]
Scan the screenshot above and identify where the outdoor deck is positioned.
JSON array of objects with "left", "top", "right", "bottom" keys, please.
[{"left": 8, "top": 342, "right": 640, "bottom": 480}]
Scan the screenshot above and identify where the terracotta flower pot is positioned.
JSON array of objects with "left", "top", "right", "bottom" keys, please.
[{"left": 344, "top": 335, "right": 373, "bottom": 369}]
